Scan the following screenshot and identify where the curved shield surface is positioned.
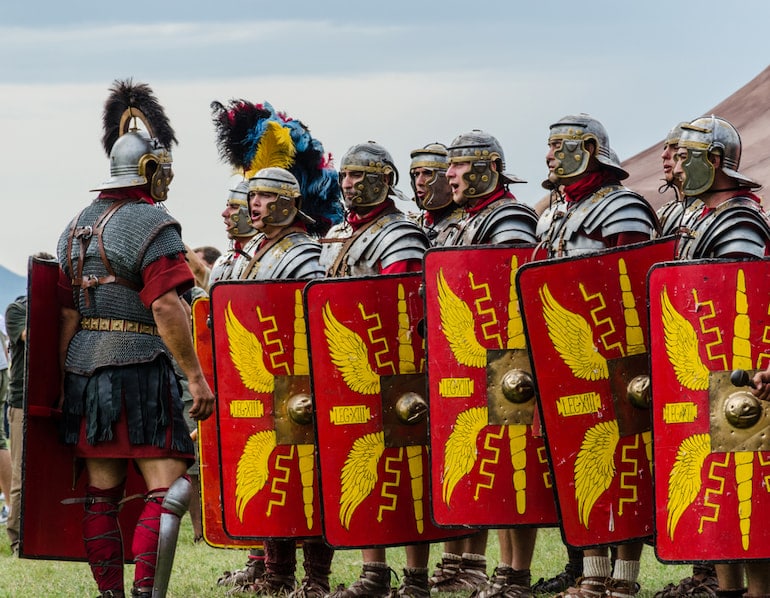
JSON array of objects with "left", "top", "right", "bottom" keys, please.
[
  {"left": 22, "top": 256, "right": 144, "bottom": 560},
  {"left": 192, "top": 297, "right": 259, "bottom": 548},
  {"left": 210, "top": 280, "right": 321, "bottom": 540},
  {"left": 649, "top": 259, "right": 770, "bottom": 562},
  {"left": 517, "top": 238, "right": 675, "bottom": 548},
  {"left": 424, "top": 245, "right": 558, "bottom": 528},
  {"left": 305, "top": 273, "right": 460, "bottom": 547}
]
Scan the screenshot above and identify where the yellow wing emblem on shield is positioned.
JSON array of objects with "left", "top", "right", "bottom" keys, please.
[
  {"left": 442, "top": 407, "right": 488, "bottom": 504},
  {"left": 339, "top": 431, "right": 385, "bottom": 529},
  {"left": 225, "top": 301, "right": 275, "bottom": 393},
  {"left": 667, "top": 433, "right": 710, "bottom": 540},
  {"left": 660, "top": 287, "right": 709, "bottom": 390},
  {"left": 322, "top": 302, "right": 380, "bottom": 395},
  {"left": 539, "top": 284, "right": 608, "bottom": 381},
  {"left": 235, "top": 430, "right": 278, "bottom": 521},
  {"left": 437, "top": 269, "right": 487, "bottom": 368},
  {"left": 574, "top": 419, "right": 619, "bottom": 527}
]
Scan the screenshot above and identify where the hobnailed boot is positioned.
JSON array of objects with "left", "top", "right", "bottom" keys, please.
[
  {"left": 398, "top": 567, "right": 430, "bottom": 598},
  {"left": 532, "top": 561, "right": 582, "bottom": 595},
  {"left": 429, "top": 553, "right": 462, "bottom": 592},
  {"left": 328, "top": 562, "right": 393, "bottom": 598},
  {"left": 431, "top": 553, "right": 488, "bottom": 593},
  {"left": 653, "top": 564, "right": 718, "bottom": 598},
  {"left": 230, "top": 573, "right": 296, "bottom": 596},
  {"left": 217, "top": 553, "right": 267, "bottom": 587},
  {"left": 605, "top": 578, "right": 639, "bottom": 598},
  {"left": 473, "top": 566, "right": 532, "bottom": 598},
  {"left": 289, "top": 541, "right": 334, "bottom": 598},
  {"left": 557, "top": 577, "right": 608, "bottom": 598}
]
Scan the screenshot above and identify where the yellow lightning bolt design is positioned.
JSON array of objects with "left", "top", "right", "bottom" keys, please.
[
  {"left": 539, "top": 283, "right": 608, "bottom": 381},
  {"left": 469, "top": 272, "right": 503, "bottom": 349},
  {"left": 267, "top": 446, "right": 292, "bottom": 516},
  {"left": 581, "top": 283, "right": 624, "bottom": 356},
  {"left": 700, "top": 453, "right": 729, "bottom": 533},
  {"left": 297, "top": 444, "right": 315, "bottom": 530},
  {"left": 407, "top": 445, "right": 424, "bottom": 534},
  {"left": 443, "top": 407, "right": 487, "bottom": 504},
  {"left": 618, "top": 434, "right": 640, "bottom": 517},
  {"left": 538, "top": 445, "right": 553, "bottom": 489},
  {"left": 693, "top": 290, "right": 728, "bottom": 371},
  {"left": 379, "top": 448, "right": 403, "bottom": 522},
  {"left": 508, "top": 424, "right": 527, "bottom": 514},
  {"left": 359, "top": 303, "right": 395, "bottom": 374},
  {"left": 507, "top": 255, "right": 525, "bottom": 350},
  {"left": 256, "top": 306, "right": 289, "bottom": 374},
  {"left": 476, "top": 426, "right": 505, "bottom": 500},
  {"left": 574, "top": 420, "right": 619, "bottom": 527}
]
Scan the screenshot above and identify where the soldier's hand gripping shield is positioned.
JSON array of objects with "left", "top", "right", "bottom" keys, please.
[
  {"left": 22, "top": 256, "right": 145, "bottom": 559},
  {"left": 649, "top": 259, "right": 770, "bottom": 562},
  {"left": 423, "top": 246, "right": 558, "bottom": 528},
  {"left": 192, "top": 296, "right": 258, "bottom": 548},
  {"left": 209, "top": 280, "right": 322, "bottom": 540},
  {"left": 516, "top": 238, "right": 676, "bottom": 548},
  {"left": 305, "top": 273, "right": 462, "bottom": 547}
]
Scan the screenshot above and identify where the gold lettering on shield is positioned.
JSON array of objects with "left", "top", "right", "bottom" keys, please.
[
  {"left": 229, "top": 400, "right": 265, "bottom": 418},
  {"left": 663, "top": 402, "right": 698, "bottom": 424},
  {"left": 556, "top": 392, "right": 601, "bottom": 416},
  {"left": 439, "top": 377, "right": 474, "bottom": 397},
  {"left": 329, "top": 405, "right": 372, "bottom": 425}
]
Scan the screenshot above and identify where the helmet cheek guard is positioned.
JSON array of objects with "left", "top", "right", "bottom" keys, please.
[
  {"left": 463, "top": 160, "right": 499, "bottom": 199},
  {"left": 550, "top": 139, "right": 591, "bottom": 181},
  {"left": 340, "top": 141, "right": 399, "bottom": 208},
  {"left": 249, "top": 167, "right": 302, "bottom": 228},
  {"left": 681, "top": 148, "right": 716, "bottom": 197}
]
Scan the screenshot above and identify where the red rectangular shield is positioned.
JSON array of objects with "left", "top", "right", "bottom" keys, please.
[
  {"left": 649, "top": 259, "right": 770, "bottom": 561},
  {"left": 305, "top": 274, "right": 461, "bottom": 547},
  {"left": 21, "top": 256, "right": 145, "bottom": 560},
  {"left": 209, "top": 280, "right": 322, "bottom": 540},
  {"left": 423, "top": 246, "right": 558, "bottom": 528},
  {"left": 192, "top": 297, "right": 259, "bottom": 548},
  {"left": 517, "top": 238, "right": 676, "bottom": 548}
]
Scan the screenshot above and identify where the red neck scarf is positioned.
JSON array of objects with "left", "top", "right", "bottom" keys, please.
[
  {"left": 346, "top": 199, "right": 395, "bottom": 230},
  {"left": 563, "top": 171, "right": 619, "bottom": 204},
  {"left": 465, "top": 187, "right": 511, "bottom": 215},
  {"left": 97, "top": 187, "right": 155, "bottom": 205}
]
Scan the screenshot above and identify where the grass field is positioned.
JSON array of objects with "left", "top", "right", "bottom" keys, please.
[{"left": 0, "top": 518, "right": 692, "bottom": 598}]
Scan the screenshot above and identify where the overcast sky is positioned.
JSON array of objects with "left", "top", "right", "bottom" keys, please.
[{"left": 2, "top": 0, "right": 769, "bottom": 275}]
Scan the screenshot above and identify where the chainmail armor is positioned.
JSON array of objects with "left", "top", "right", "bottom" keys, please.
[
  {"left": 676, "top": 196, "right": 770, "bottom": 259},
  {"left": 537, "top": 186, "right": 658, "bottom": 257},
  {"left": 242, "top": 232, "right": 324, "bottom": 280},
  {"left": 320, "top": 212, "right": 429, "bottom": 277},
  {"left": 57, "top": 199, "right": 185, "bottom": 375}
]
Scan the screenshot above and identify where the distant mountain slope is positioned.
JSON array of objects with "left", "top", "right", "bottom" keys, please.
[{"left": 0, "top": 265, "right": 28, "bottom": 316}]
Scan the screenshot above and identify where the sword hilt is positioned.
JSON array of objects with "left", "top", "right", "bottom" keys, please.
[{"left": 730, "top": 369, "right": 756, "bottom": 389}]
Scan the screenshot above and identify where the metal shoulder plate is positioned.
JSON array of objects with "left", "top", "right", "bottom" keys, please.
[
  {"left": 685, "top": 197, "right": 770, "bottom": 259},
  {"left": 537, "top": 187, "right": 657, "bottom": 257},
  {"left": 426, "top": 208, "right": 465, "bottom": 247},
  {"left": 473, "top": 201, "right": 539, "bottom": 246},
  {"left": 243, "top": 232, "right": 324, "bottom": 281}
]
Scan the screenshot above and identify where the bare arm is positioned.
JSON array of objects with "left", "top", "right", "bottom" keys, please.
[
  {"left": 184, "top": 244, "right": 211, "bottom": 292},
  {"left": 152, "top": 290, "right": 215, "bottom": 420}
]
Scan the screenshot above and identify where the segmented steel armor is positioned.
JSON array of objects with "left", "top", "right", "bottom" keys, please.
[
  {"left": 320, "top": 212, "right": 429, "bottom": 277},
  {"left": 441, "top": 199, "right": 538, "bottom": 247},
  {"left": 241, "top": 231, "right": 324, "bottom": 280},
  {"left": 419, "top": 207, "right": 466, "bottom": 247},
  {"left": 537, "top": 186, "right": 658, "bottom": 257},
  {"left": 57, "top": 199, "right": 185, "bottom": 375},
  {"left": 676, "top": 196, "right": 770, "bottom": 259}
]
